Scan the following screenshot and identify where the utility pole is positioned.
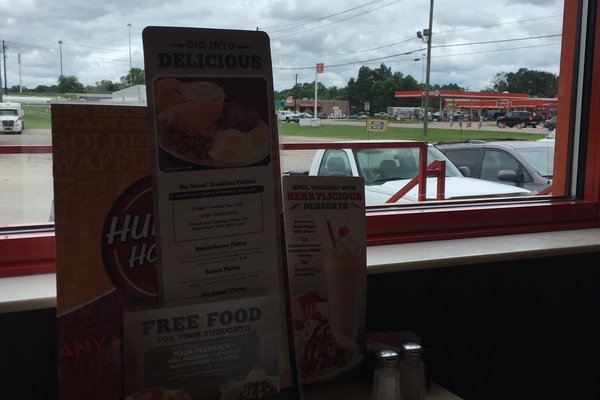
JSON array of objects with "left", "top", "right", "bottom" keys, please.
[
  {"left": 18, "top": 53, "right": 22, "bottom": 93},
  {"left": 127, "top": 23, "right": 132, "bottom": 86},
  {"left": 294, "top": 74, "right": 298, "bottom": 111},
  {"left": 2, "top": 40, "right": 7, "bottom": 95},
  {"left": 58, "top": 40, "right": 63, "bottom": 77},
  {"left": 417, "top": 0, "right": 434, "bottom": 138}
]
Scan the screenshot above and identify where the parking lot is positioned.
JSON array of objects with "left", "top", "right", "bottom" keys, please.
[
  {"left": 0, "top": 129, "right": 53, "bottom": 226},
  {"left": 0, "top": 122, "right": 545, "bottom": 226}
]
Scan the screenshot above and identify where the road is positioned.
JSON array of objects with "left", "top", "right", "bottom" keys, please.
[
  {"left": 320, "top": 118, "right": 546, "bottom": 133},
  {"left": 0, "top": 130, "right": 54, "bottom": 226}
]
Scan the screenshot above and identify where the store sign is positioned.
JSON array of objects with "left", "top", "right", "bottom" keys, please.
[{"left": 367, "top": 118, "right": 389, "bottom": 132}]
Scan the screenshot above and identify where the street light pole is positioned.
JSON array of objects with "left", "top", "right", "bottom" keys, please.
[
  {"left": 18, "top": 53, "right": 22, "bottom": 93},
  {"left": 58, "top": 40, "right": 63, "bottom": 77},
  {"left": 127, "top": 23, "right": 132, "bottom": 86},
  {"left": 417, "top": 0, "right": 434, "bottom": 138}
]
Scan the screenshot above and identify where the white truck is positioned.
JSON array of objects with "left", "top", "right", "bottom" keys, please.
[
  {"left": 277, "top": 110, "right": 300, "bottom": 123},
  {"left": 283, "top": 141, "right": 531, "bottom": 205},
  {"left": 0, "top": 102, "right": 24, "bottom": 134}
]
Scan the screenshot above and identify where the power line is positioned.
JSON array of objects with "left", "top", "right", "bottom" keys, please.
[
  {"left": 436, "top": 14, "right": 563, "bottom": 36},
  {"left": 271, "top": 15, "right": 562, "bottom": 60},
  {"left": 432, "top": 33, "right": 561, "bottom": 50},
  {"left": 270, "top": 0, "right": 405, "bottom": 40},
  {"left": 273, "top": 33, "right": 561, "bottom": 71},
  {"left": 261, "top": 0, "right": 388, "bottom": 31}
]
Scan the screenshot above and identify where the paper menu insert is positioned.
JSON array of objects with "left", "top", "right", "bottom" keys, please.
[
  {"left": 139, "top": 26, "right": 298, "bottom": 399},
  {"left": 123, "top": 295, "right": 283, "bottom": 399},
  {"left": 281, "top": 175, "right": 367, "bottom": 383},
  {"left": 143, "top": 27, "right": 282, "bottom": 302}
]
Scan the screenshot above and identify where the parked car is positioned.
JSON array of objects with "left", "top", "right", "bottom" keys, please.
[
  {"left": 451, "top": 111, "right": 470, "bottom": 121},
  {"left": 277, "top": 110, "right": 300, "bottom": 123},
  {"left": 316, "top": 112, "right": 328, "bottom": 119},
  {"left": 435, "top": 139, "right": 554, "bottom": 193},
  {"left": 373, "top": 112, "right": 388, "bottom": 118},
  {"left": 496, "top": 111, "right": 544, "bottom": 128},
  {"left": 286, "top": 141, "right": 531, "bottom": 205},
  {"left": 544, "top": 116, "right": 557, "bottom": 131},
  {"left": 298, "top": 112, "right": 313, "bottom": 118},
  {"left": 484, "top": 109, "right": 505, "bottom": 121},
  {"left": 432, "top": 111, "right": 446, "bottom": 121}
]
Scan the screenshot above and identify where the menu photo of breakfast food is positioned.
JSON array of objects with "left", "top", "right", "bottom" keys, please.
[{"left": 154, "top": 77, "right": 272, "bottom": 172}]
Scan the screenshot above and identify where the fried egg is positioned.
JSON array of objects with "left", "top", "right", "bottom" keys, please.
[
  {"left": 209, "top": 129, "right": 248, "bottom": 164},
  {"left": 247, "top": 127, "right": 269, "bottom": 158}
]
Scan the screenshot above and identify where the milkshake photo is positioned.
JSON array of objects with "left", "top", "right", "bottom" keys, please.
[{"left": 282, "top": 175, "right": 366, "bottom": 383}]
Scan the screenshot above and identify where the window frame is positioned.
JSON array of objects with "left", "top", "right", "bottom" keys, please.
[
  {"left": 367, "top": 0, "right": 600, "bottom": 245},
  {"left": 1, "top": 0, "right": 599, "bottom": 276}
]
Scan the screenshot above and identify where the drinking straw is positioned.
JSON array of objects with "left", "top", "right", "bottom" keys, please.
[{"left": 326, "top": 219, "right": 337, "bottom": 247}]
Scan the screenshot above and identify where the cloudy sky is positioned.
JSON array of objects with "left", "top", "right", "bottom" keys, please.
[{"left": 0, "top": 0, "right": 564, "bottom": 92}]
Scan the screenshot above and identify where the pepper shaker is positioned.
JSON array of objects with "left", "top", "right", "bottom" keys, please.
[
  {"left": 371, "top": 349, "right": 402, "bottom": 400},
  {"left": 399, "top": 342, "right": 425, "bottom": 400}
]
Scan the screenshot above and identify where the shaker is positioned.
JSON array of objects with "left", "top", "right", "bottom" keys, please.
[
  {"left": 399, "top": 342, "right": 425, "bottom": 400},
  {"left": 371, "top": 349, "right": 402, "bottom": 400}
]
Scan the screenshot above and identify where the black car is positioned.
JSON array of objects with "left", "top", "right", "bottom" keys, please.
[
  {"left": 435, "top": 139, "right": 554, "bottom": 193},
  {"left": 496, "top": 111, "right": 544, "bottom": 128},
  {"left": 485, "top": 109, "right": 505, "bottom": 121}
]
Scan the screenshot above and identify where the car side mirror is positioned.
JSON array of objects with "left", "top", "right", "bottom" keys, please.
[
  {"left": 497, "top": 169, "right": 519, "bottom": 183},
  {"left": 458, "top": 166, "right": 471, "bottom": 177}
]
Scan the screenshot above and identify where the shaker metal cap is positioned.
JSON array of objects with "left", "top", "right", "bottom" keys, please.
[
  {"left": 402, "top": 342, "right": 422, "bottom": 353},
  {"left": 402, "top": 342, "right": 423, "bottom": 362},
  {"left": 377, "top": 349, "right": 400, "bottom": 367}
]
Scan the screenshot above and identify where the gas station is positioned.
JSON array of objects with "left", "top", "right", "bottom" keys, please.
[{"left": 394, "top": 89, "right": 558, "bottom": 120}]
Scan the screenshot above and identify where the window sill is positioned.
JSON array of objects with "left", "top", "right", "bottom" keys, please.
[
  {"left": 367, "top": 227, "right": 600, "bottom": 274},
  {"left": 0, "top": 273, "right": 56, "bottom": 313},
  {"left": 2, "top": 228, "right": 600, "bottom": 313}
]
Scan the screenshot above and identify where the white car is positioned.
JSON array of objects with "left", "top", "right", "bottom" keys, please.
[
  {"left": 303, "top": 141, "right": 532, "bottom": 205},
  {"left": 277, "top": 110, "right": 300, "bottom": 122}
]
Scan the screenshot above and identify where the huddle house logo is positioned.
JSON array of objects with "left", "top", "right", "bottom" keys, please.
[{"left": 101, "top": 176, "right": 158, "bottom": 300}]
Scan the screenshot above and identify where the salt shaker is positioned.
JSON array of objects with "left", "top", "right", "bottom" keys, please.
[
  {"left": 399, "top": 343, "right": 425, "bottom": 400},
  {"left": 371, "top": 349, "right": 402, "bottom": 400}
]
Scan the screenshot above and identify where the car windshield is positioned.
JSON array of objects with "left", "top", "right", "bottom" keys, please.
[
  {"left": 0, "top": 110, "right": 18, "bottom": 116},
  {"left": 516, "top": 146, "right": 555, "bottom": 178},
  {"left": 354, "top": 146, "right": 463, "bottom": 184}
]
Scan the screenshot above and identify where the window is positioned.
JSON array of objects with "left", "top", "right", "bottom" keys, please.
[
  {"left": 318, "top": 150, "right": 352, "bottom": 176},
  {"left": 480, "top": 150, "right": 523, "bottom": 182},
  {"left": 2, "top": 0, "right": 600, "bottom": 275}
]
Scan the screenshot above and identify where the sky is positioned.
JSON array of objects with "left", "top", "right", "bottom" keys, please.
[{"left": 0, "top": 0, "right": 564, "bottom": 93}]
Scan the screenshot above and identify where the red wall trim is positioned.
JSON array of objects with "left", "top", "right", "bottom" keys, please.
[{"left": 0, "top": 145, "right": 53, "bottom": 154}]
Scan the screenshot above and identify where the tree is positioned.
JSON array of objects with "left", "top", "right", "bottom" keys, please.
[
  {"left": 57, "top": 75, "right": 84, "bottom": 93},
  {"left": 87, "top": 80, "right": 119, "bottom": 93},
  {"left": 119, "top": 67, "right": 145, "bottom": 87},
  {"left": 492, "top": 68, "right": 558, "bottom": 97}
]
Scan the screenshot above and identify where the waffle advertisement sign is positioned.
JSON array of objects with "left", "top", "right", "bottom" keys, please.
[{"left": 52, "top": 103, "right": 157, "bottom": 399}]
